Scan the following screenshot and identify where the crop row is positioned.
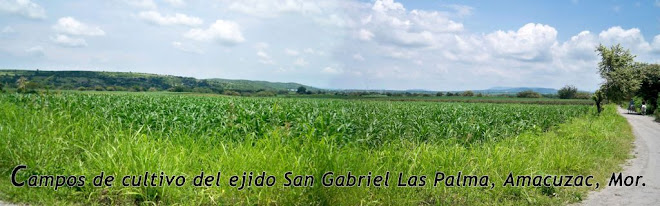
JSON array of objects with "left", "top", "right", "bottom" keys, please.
[{"left": 2, "top": 93, "right": 591, "bottom": 146}]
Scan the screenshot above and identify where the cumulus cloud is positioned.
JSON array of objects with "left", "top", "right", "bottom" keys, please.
[
  {"left": 653, "top": 35, "right": 660, "bottom": 52},
  {"left": 184, "top": 20, "right": 245, "bottom": 45},
  {"left": 51, "top": 34, "right": 87, "bottom": 47},
  {"left": 138, "top": 11, "right": 203, "bottom": 26},
  {"left": 598, "top": 26, "right": 652, "bottom": 52},
  {"left": 0, "top": 0, "right": 46, "bottom": 19},
  {"left": 485, "top": 23, "right": 558, "bottom": 61},
  {"left": 53, "top": 17, "right": 105, "bottom": 36},
  {"left": 355, "top": 0, "right": 463, "bottom": 49}
]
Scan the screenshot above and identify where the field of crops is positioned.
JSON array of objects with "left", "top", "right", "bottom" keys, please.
[
  {"left": 0, "top": 93, "right": 634, "bottom": 205},
  {"left": 2, "top": 93, "right": 589, "bottom": 145}
]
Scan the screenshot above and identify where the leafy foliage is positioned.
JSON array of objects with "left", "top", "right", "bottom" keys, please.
[
  {"left": 558, "top": 85, "right": 578, "bottom": 99},
  {"left": 516, "top": 90, "right": 541, "bottom": 98}
]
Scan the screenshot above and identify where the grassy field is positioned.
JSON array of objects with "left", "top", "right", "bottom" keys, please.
[{"left": 0, "top": 92, "right": 633, "bottom": 205}]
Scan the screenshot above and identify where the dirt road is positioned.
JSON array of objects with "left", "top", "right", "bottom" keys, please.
[{"left": 580, "top": 108, "right": 660, "bottom": 205}]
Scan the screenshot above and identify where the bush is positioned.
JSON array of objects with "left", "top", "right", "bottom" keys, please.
[
  {"left": 436, "top": 92, "right": 444, "bottom": 97},
  {"left": 462, "top": 90, "right": 474, "bottom": 97},
  {"left": 223, "top": 90, "right": 241, "bottom": 96},
  {"left": 255, "top": 91, "right": 276, "bottom": 97},
  {"left": 558, "top": 85, "right": 578, "bottom": 99},
  {"left": 517, "top": 90, "right": 541, "bottom": 98}
]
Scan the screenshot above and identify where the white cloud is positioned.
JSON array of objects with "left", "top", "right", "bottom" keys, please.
[
  {"left": 321, "top": 66, "right": 342, "bottom": 74},
  {"left": 138, "top": 11, "right": 203, "bottom": 26},
  {"left": 358, "top": 29, "right": 374, "bottom": 41},
  {"left": 598, "top": 26, "right": 652, "bottom": 52},
  {"left": 485, "top": 23, "right": 557, "bottom": 61},
  {"left": 257, "top": 51, "right": 275, "bottom": 65},
  {"left": 652, "top": 35, "right": 660, "bottom": 52},
  {"left": 356, "top": 0, "right": 464, "bottom": 49},
  {"left": 172, "top": 41, "right": 203, "bottom": 54},
  {"left": 121, "top": 0, "right": 156, "bottom": 9},
  {"left": 0, "top": 0, "right": 46, "bottom": 19},
  {"left": 51, "top": 34, "right": 87, "bottom": 47},
  {"left": 443, "top": 4, "right": 473, "bottom": 17},
  {"left": 163, "top": 0, "right": 185, "bottom": 7},
  {"left": 293, "top": 58, "right": 309, "bottom": 66},
  {"left": 184, "top": 19, "right": 245, "bottom": 45},
  {"left": 284, "top": 48, "right": 300, "bottom": 56},
  {"left": 53, "top": 17, "right": 105, "bottom": 36}
]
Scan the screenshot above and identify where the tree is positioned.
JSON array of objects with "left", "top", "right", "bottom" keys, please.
[
  {"left": 462, "top": 90, "right": 474, "bottom": 97},
  {"left": 596, "top": 44, "right": 640, "bottom": 103},
  {"left": 516, "top": 90, "right": 541, "bottom": 98},
  {"left": 436, "top": 92, "right": 444, "bottom": 97},
  {"left": 558, "top": 85, "right": 578, "bottom": 99},
  {"left": 596, "top": 44, "right": 636, "bottom": 78},
  {"left": 638, "top": 64, "right": 660, "bottom": 113},
  {"left": 296, "top": 86, "right": 307, "bottom": 94}
]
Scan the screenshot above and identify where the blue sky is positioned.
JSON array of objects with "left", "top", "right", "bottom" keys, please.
[{"left": 1, "top": 0, "right": 659, "bottom": 91}]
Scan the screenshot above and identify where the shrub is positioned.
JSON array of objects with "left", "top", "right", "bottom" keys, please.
[
  {"left": 462, "top": 90, "right": 474, "bottom": 97},
  {"left": 558, "top": 85, "right": 578, "bottom": 99},
  {"left": 517, "top": 90, "right": 541, "bottom": 98},
  {"left": 223, "top": 90, "right": 241, "bottom": 96},
  {"left": 436, "top": 92, "right": 444, "bottom": 96}
]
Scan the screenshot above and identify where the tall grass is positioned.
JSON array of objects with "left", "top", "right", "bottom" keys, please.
[{"left": 0, "top": 93, "right": 632, "bottom": 205}]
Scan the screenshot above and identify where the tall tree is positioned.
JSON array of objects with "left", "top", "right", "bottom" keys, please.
[{"left": 595, "top": 44, "right": 640, "bottom": 103}]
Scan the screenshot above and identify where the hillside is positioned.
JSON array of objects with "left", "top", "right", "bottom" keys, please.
[
  {"left": 475, "top": 87, "right": 558, "bottom": 94},
  {"left": 0, "top": 69, "right": 317, "bottom": 93},
  {"left": 207, "top": 78, "right": 316, "bottom": 92}
]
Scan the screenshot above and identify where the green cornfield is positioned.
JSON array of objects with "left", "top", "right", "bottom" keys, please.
[{"left": 0, "top": 93, "right": 634, "bottom": 205}]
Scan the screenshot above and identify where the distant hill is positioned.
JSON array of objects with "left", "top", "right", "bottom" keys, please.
[
  {"left": 207, "top": 78, "right": 317, "bottom": 92},
  {"left": 0, "top": 69, "right": 318, "bottom": 93},
  {"left": 475, "top": 87, "right": 558, "bottom": 94}
]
